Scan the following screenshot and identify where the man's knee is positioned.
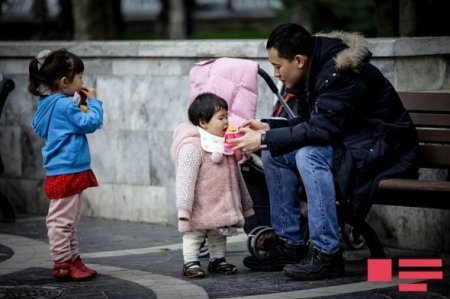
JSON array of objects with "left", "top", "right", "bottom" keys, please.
[
  {"left": 261, "top": 149, "right": 287, "bottom": 167},
  {"left": 296, "top": 145, "right": 325, "bottom": 161},
  {"left": 261, "top": 149, "right": 291, "bottom": 168},
  {"left": 296, "top": 146, "right": 333, "bottom": 171},
  {"left": 296, "top": 146, "right": 314, "bottom": 160}
]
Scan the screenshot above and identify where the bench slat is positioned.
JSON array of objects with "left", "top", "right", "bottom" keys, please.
[
  {"left": 398, "top": 92, "right": 450, "bottom": 112},
  {"left": 374, "top": 190, "right": 450, "bottom": 209},
  {"left": 417, "top": 128, "right": 450, "bottom": 143},
  {"left": 378, "top": 178, "right": 450, "bottom": 192},
  {"left": 418, "top": 145, "right": 450, "bottom": 168},
  {"left": 410, "top": 113, "right": 450, "bottom": 127},
  {"left": 377, "top": 179, "right": 450, "bottom": 209}
]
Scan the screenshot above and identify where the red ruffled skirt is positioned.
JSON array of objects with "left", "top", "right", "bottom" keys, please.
[{"left": 44, "top": 169, "right": 98, "bottom": 199}]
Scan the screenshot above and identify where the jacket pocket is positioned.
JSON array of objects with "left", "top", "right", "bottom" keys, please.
[{"left": 346, "top": 133, "right": 390, "bottom": 178}]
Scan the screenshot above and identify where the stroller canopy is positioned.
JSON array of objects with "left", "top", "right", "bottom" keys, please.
[{"left": 189, "top": 57, "right": 258, "bottom": 128}]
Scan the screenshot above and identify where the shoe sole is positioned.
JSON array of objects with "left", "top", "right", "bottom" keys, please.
[
  {"left": 55, "top": 274, "right": 94, "bottom": 281},
  {"left": 70, "top": 275, "right": 95, "bottom": 281},
  {"left": 243, "top": 259, "right": 297, "bottom": 271},
  {"left": 184, "top": 273, "right": 205, "bottom": 278},
  {"left": 183, "top": 271, "right": 205, "bottom": 278},
  {"left": 208, "top": 268, "right": 238, "bottom": 275},
  {"left": 283, "top": 265, "right": 345, "bottom": 280}
]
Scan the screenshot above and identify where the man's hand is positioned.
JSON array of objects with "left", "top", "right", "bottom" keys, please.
[
  {"left": 227, "top": 119, "right": 270, "bottom": 154},
  {"left": 240, "top": 119, "right": 270, "bottom": 132}
]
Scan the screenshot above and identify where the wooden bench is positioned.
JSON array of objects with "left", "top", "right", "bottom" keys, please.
[
  {"left": 355, "top": 91, "right": 450, "bottom": 257},
  {"left": 376, "top": 92, "right": 450, "bottom": 208}
]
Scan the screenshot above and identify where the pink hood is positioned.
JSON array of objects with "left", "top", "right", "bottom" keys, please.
[{"left": 189, "top": 57, "right": 259, "bottom": 128}]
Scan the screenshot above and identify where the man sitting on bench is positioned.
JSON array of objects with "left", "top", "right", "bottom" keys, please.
[{"left": 230, "top": 23, "right": 419, "bottom": 280}]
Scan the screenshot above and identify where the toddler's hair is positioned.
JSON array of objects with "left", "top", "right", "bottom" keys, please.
[
  {"left": 28, "top": 48, "right": 84, "bottom": 96},
  {"left": 188, "top": 93, "right": 228, "bottom": 126}
]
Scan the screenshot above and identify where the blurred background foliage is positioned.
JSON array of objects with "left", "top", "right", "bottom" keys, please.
[
  {"left": 0, "top": 0, "right": 448, "bottom": 41},
  {"left": 276, "top": 0, "right": 377, "bottom": 37}
]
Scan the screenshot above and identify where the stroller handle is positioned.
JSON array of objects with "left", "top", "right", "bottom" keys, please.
[{"left": 257, "top": 67, "right": 296, "bottom": 119}]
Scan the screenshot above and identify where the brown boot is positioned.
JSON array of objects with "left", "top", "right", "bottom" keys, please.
[
  {"left": 72, "top": 256, "right": 97, "bottom": 276},
  {"left": 53, "top": 262, "right": 70, "bottom": 280}
]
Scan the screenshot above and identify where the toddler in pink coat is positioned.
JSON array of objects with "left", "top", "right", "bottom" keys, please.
[{"left": 171, "top": 93, "right": 254, "bottom": 278}]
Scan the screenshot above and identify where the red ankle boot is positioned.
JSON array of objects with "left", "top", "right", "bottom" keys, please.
[
  {"left": 72, "top": 256, "right": 97, "bottom": 276},
  {"left": 53, "top": 262, "right": 70, "bottom": 280},
  {"left": 69, "top": 262, "right": 94, "bottom": 281}
]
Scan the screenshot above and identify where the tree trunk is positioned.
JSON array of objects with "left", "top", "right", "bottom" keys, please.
[
  {"left": 281, "top": 0, "right": 313, "bottom": 32},
  {"left": 154, "top": 0, "right": 169, "bottom": 39},
  {"left": 31, "top": 0, "right": 48, "bottom": 39},
  {"left": 398, "top": 0, "right": 417, "bottom": 36},
  {"left": 73, "top": 0, "right": 122, "bottom": 40},
  {"left": 55, "top": 0, "right": 74, "bottom": 40},
  {"left": 374, "top": 0, "right": 449, "bottom": 37},
  {"left": 374, "top": 0, "right": 398, "bottom": 36},
  {"left": 158, "top": 0, "right": 195, "bottom": 39},
  {"left": 168, "top": 0, "right": 186, "bottom": 39}
]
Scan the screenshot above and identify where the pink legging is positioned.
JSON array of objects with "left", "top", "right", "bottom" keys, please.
[{"left": 46, "top": 193, "right": 82, "bottom": 263}]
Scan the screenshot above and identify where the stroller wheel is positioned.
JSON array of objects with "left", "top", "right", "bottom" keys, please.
[
  {"left": 246, "top": 226, "right": 269, "bottom": 256},
  {"left": 247, "top": 226, "right": 277, "bottom": 258},
  {"left": 342, "top": 223, "right": 366, "bottom": 250}
]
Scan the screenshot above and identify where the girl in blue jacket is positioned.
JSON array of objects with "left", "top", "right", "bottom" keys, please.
[{"left": 29, "top": 49, "right": 103, "bottom": 281}]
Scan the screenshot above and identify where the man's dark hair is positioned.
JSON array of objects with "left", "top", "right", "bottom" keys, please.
[
  {"left": 188, "top": 93, "right": 228, "bottom": 126},
  {"left": 266, "top": 23, "right": 315, "bottom": 60}
]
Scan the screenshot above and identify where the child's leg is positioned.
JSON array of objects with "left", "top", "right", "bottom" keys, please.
[
  {"left": 183, "top": 230, "right": 206, "bottom": 263},
  {"left": 206, "top": 229, "right": 226, "bottom": 260},
  {"left": 70, "top": 194, "right": 83, "bottom": 259},
  {"left": 182, "top": 230, "right": 207, "bottom": 278},
  {"left": 69, "top": 194, "right": 97, "bottom": 275},
  {"left": 46, "top": 194, "right": 80, "bottom": 263},
  {"left": 207, "top": 230, "right": 237, "bottom": 274},
  {"left": 46, "top": 193, "right": 94, "bottom": 280}
]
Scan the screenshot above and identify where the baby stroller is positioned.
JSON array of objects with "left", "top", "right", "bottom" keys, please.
[{"left": 189, "top": 58, "right": 384, "bottom": 259}]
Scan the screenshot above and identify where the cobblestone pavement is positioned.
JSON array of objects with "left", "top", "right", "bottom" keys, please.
[{"left": 0, "top": 215, "right": 449, "bottom": 299}]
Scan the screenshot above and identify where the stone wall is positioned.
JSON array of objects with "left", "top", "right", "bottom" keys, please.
[{"left": 0, "top": 37, "right": 449, "bottom": 252}]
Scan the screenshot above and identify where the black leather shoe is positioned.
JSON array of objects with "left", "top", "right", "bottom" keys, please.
[
  {"left": 283, "top": 247, "right": 345, "bottom": 280},
  {"left": 207, "top": 257, "right": 237, "bottom": 274},
  {"left": 243, "top": 241, "right": 309, "bottom": 271}
]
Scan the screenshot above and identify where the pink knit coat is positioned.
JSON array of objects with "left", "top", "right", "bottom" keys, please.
[{"left": 171, "top": 123, "right": 255, "bottom": 233}]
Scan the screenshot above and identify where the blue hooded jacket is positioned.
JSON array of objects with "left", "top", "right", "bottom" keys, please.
[{"left": 32, "top": 93, "right": 103, "bottom": 176}]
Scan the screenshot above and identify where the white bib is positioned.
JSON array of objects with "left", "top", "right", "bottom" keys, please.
[{"left": 198, "top": 127, "right": 233, "bottom": 155}]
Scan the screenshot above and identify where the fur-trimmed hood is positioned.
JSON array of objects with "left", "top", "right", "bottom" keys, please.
[{"left": 315, "top": 31, "right": 371, "bottom": 71}]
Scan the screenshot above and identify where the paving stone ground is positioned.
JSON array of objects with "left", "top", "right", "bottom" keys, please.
[{"left": 0, "top": 214, "right": 449, "bottom": 299}]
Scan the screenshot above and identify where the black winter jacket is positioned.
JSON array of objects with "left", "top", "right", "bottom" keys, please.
[{"left": 264, "top": 32, "right": 419, "bottom": 217}]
